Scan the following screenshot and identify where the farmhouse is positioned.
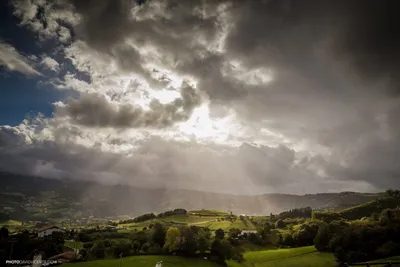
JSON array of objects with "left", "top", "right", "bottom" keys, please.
[
  {"left": 239, "top": 230, "right": 258, "bottom": 236},
  {"left": 37, "top": 225, "right": 64, "bottom": 238}
]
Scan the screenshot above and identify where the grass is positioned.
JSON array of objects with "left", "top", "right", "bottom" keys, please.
[
  {"left": 243, "top": 252, "right": 336, "bottom": 267},
  {"left": 244, "top": 246, "right": 317, "bottom": 262},
  {"left": 193, "top": 221, "right": 214, "bottom": 228},
  {"left": 117, "top": 214, "right": 227, "bottom": 232},
  {"left": 65, "top": 241, "right": 84, "bottom": 249},
  {"left": 62, "top": 255, "right": 220, "bottom": 267},
  {"left": 362, "top": 256, "right": 400, "bottom": 266},
  {"left": 226, "top": 246, "right": 336, "bottom": 267},
  {"left": 228, "top": 218, "right": 256, "bottom": 230},
  {"left": 189, "top": 210, "right": 228, "bottom": 216},
  {"left": 0, "top": 220, "right": 22, "bottom": 226},
  {"left": 159, "top": 214, "right": 218, "bottom": 224},
  {"left": 240, "top": 242, "right": 277, "bottom": 252},
  {"left": 208, "top": 221, "right": 232, "bottom": 230}
]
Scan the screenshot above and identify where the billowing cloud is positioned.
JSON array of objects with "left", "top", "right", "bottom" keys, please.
[
  {"left": 0, "top": 41, "right": 41, "bottom": 76},
  {"left": 12, "top": 0, "right": 77, "bottom": 43},
  {"left": 57, "top": 83, "right": 202, "bottom": 128},
  {"left": 0, "top": 118, "right": 372, "bottom": 194},
  {"left": 41, "top": 56, "right": 60, "bottom": 72},
  {"left": 3, "top": 0, "right": 400, "bottom": 193}
]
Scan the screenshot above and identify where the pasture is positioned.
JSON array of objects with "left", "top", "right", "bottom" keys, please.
[{"left": 62, "top": 255, "right": 220, "bottom": 267}]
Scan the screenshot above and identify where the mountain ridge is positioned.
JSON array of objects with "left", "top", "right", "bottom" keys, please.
[{"left": 0, "top": 171, "right": 382, "bottom": 221}]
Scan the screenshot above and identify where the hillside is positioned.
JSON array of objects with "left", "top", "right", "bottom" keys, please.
[
  {"left": 117, "top": 210, "right": 258, "bottom": 232},
  {"left": 0, "top": 171, "right": 382, "bottom": 221},
  {"left": 313, "top": 195, "right": 400, "bottom": 221},
  {"left": 339, "top": 196, "right": 400, "bottom": 220}
]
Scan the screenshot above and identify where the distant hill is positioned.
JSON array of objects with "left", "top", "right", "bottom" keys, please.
[
  {"left": 0, "top": 171, "right": 383, "bottom": 221},
  {"left": 312, "top": 193, "right": 400, "bottom": 222},
  {"left": 339, "top": 196, "right": 400, "bottom": 220}
]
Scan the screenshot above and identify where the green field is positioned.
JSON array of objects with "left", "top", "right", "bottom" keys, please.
[
  {"left": 189, "top": 210, "right": 228, "bottom": 216},
  {"left": 116, "top": 211, "right": 238, "bottom": 232},
  {"left": 60, "top": 246, "right": 400, "bottom": 267},
  {"left": 229, "top": 218, "right": 256, "bottom": 230},
  {"left": 208, "top": 220, "right": 232, "bottom": 230},
  {"left": 365, "top": 256, "right": 400, "bottom": 266},
  {"left": 65, "top": 241, "right": 84, "bottom": 249},
  {"left": 159, "top": 214, "right": 218, "bottom": 224},
  {"left": 226, "top": 246, "right": 336, "bottom": 267},
  {"left": 0, "top": 220, "right": 22, "bottom": 226},
  {"left": 62, "top": 255, "right": 220, "bottom": 267}
]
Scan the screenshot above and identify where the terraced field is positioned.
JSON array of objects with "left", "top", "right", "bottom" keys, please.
[{"left": 116, "top": 210, "right": 260, "bottom": 232}]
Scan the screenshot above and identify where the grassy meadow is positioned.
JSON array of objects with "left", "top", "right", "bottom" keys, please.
[
  {"left": 63, "top": 255, "right": 220, "bottom": 267},
  {"left": 62, "top": 246, "right": 338, "bottom": 267},
  {"left": 226, "top": 246, "right": 337, "bottom": 267}
]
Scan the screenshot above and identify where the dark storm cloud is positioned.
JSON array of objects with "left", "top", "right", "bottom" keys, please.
[
  {"left": 57, "top": 83, "right": 202, "bottom": 128},
  {"left": 219, "top": 0, "right": 400, "bottom": 190},
  {"left": 68, "top": 0, "right": 135, "bottom": 51},
  {"left": 0, "top": 122, "right": 349, "bottom": 194},
  {"left": 331, "top": 0, "right": 400, "bottom": 92},
  {"left": 7, "top": 0, "right": 400, "bottom": 192}
]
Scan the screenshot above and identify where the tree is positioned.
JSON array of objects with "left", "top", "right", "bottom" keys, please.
[
  {"left": 164, "top": 227, "right": 181, "bottom": 253},
  {"left": 148, "top": 243, "right": 162, "bottom": 254},
  {"left": 370, "top": 212, "right": 379, "bottom": 221},
  {"left": 90, "top": 241, "right": 105, "bottom": 259},
  {"left": 215, "top": 229, "right": 225, "bottom": 240},
  {"left": 275, "top": 219, "right": 285, "bottom": 229},
  {"left": 292, "top": 223, "right": 318, "bottom": 246},
  {"left": 211, "top": 239, "right": 243, "bottom": 264},
  {"left": 141, "top": 242, "right": 151, "bottom": 252},
  {"left": 0, "top": 227, "right": 9, "bottom": 240},
  {"left": 267, "top": 230, "right": 282, "bottom": 246},
  {"left": 180, "top": 226, "right": 198, "bottom": 256},
  {"left": 228, "top": 228, "right": 241, "bottom": 239},
  {"left": 376, "top": 241, "right": 400, "bottom": 258},
  {"left": 385, "top": 189, "right": 400, "bottom": 198},
  {"left": 133, "top": 240, "right": 141, "bottom": 253},
  {"left": 380, "top": 209, "right": 393, "bottom": 223},
  {"left": 248, "top": 233, "right": 262, "bottom": 245},
  {"left": 111, "top": 239, "right": 132, "bottom": 258},
  {"left": 151, "top": 223, "right": 166, "bottom": 248},
  {"left": 131, "top": 230, "right": 148, "bottom": 246},
  {"left": 281, "top": 232, "right": 295, "bottom": 246},
  {"left": 197, "top": 231, "right": 210, "bottom": 254},
  {"left": 314, "top": 223, "right": 330, "bottom": 251}
]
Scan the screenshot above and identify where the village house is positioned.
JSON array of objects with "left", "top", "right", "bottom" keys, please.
[
  {"left": 37, "top": 225, "right": 64, "bottom": 238},
  {"left": 239, "top": 230, "right": 258, "bottom": 236}
]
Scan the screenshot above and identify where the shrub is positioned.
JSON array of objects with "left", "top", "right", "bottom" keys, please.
[{"left": 275, "top": 219, "right": 285, "bottom": 229}]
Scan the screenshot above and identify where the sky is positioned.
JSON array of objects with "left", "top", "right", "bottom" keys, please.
[{"left": 0, "top": 0, "right": 399, "bottom": 195}]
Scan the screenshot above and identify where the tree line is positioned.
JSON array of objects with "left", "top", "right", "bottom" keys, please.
[
  {"left": 79, "top": 223, "right": 243, "bottom": 266},
  {"left": 314, "top": 208, "right": 400, "bottom": 264}
]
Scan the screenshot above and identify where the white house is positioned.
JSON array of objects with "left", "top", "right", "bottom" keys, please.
[
  {"left": 37, "top": 225, "right": 64, "bottom": 238},
  {"left": 239, "top": 230, "right": 258, "bottom": 236}
]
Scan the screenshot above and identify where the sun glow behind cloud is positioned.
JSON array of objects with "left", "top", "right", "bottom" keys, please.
[{"left": 178, "top": 102, "right": 240, "bottom": 144}]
